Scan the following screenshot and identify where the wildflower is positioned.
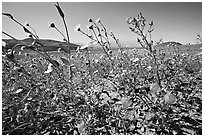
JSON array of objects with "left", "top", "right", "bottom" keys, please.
[
  {"left": 98, "top": 33, "right": 102, "bottom": 37},
  {"left": 146, "top": 66, "right": 152, "bottom": 71},
  {"left": 164, "top": 92, "right": 177, "bottom": 104},
  {"left": 96, "top": 18, "right": 101, "bottom": 23},
  {"left": 100, "top": 54, "right": 106, "bottom": 59},
  {"left": 44, "top": 63, "right": 53, "bottom": 74},
  {"left": 88, "top": 18, "right": 93, "bottom": 22},
  {"left": 75, "top": 24, "right": 81, "bottom": 32},
  {"left": 94, "top": 59, "right": 99, "bottom": 63},
  {"left": 122, "top": 50, "right": 126, "bottom": 54},
  {"left": 132, "top": 58, "right": 139, "bottom": 63},
  {"left": 76, "top": 47, "right": 80, "bottom": 52},
  {"left": 70, "top": 55, "right": 74, "bottom": 59},
  {"left": 57, "top": 48, "right": 63, "bottom": 52},
  {"left": 118, "top": 49, "right": 122, "bottom": 53},
  {"left": 20, "top": 46, "right": 26, "bottom": 51},
  {"left": 18, "top": 52, "right": 22, "bottom": 56},
  {"left": 87, "top": 24, "right": 94, "bottom": 30},
  {"left": 108, "top": 50, "right": 112, "bottom": 55},
  {"left": 24, "top": 103, "right": 32, "bottom": 113},
  {"left": 15, "top": 88, "right": 23, "bottom": 94},
  {"left": 93, "top": 70, "right": 99, "bottom": 74},
  {"left": 110, "top": 31, "right": 114, "bottom": 36},
  {"left": 126, "top": 17, "right": 133, "bottom": 24},
  {"left": 24, "top": 21, "right": 29, "bottom": 26},
  {"left": 88, "top": 34, "right": 93, "bottom": 39},
  {"left": 2, "top": 41, "right": 6, "bottom": 47},
  {"left": 122, "top": 69, "right": 127, "bottom": 73},
  {"left": 25, "top": 53, "right": 29, "bottom": 56},
  {"left": 85, "top": 60, "right": 90, "bottom": 65},
  {"left": 29, "top": 35, "right": 33, "bottom": 38},
  {"left": 150, "top": 83, "right": 161, "bottom": 94},
  {"left": 49, "top": 22, "right": 56, "bottom": 28},
  {"left": 149, "top": 20, "right": 153, "bottom": 26}
]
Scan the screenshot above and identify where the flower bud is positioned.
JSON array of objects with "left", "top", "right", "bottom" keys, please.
[
  {"left": 88, "top": 18, "right": 93, "bottom": 22},
  {"left": 49, "top": 23, "right": 55, "bottom": 28}
]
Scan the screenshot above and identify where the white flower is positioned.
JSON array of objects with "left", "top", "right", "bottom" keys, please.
[
  {"left": 126, "top": 17, "right": 133, "bottom": 24},
  {"left": 146, "top": 66, "right": 152, "bottom": 71},
  {"left": 44, "top": 63, "right": 53, "bottom": 74},
  {"left": 95, "top": 18, "right": 101, "bottom": 23},
  {"left": 93, "top": 70, "right": 99, "bottom": 74},
  {"left": 75, "top": 24, "right": 81, "bottom": 32},
  {"left": 15, "top": 88, "right": 23, "bottom": 94},
  {"left": 100, "top": 54, "right": 106, "bottom": 59},
  {"left": 18, "top": 52, "right": 22, "bottom": 56},
  {"left": 132, "top": 58, "right": 139, "bottom": 63},
  {"left": 2, "top": 41, "right": 6, "bottom": 47},
  {"left": 20, "top": 46, "right": 26, "bottom": 51},
  {"left": 94, "top": 59, "right": 99, "bottom": 63}
]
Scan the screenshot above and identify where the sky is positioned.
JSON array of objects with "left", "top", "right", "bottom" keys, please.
[{"left": 2, "top": 2, "right": 202, "bottom": 46}]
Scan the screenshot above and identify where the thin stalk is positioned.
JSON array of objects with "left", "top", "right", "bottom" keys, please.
[
  {"left": 54, "top": 27, "right": 67, "bottom": 42},
  {"left": 28, "top": 25, "right": 39, "bottom": 38},
  {"left": 2, "top": 31, "right": 17, "bottom": 40},
  {"left": 56, "top": 2, "right": 70, "bottom": 54},
  {"left": 139, "top": 29, "right": 161, "bottom": 87}
]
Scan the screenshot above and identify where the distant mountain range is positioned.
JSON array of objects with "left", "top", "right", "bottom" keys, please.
[
  {"left": 2, "top": 38, "right": 202, "bottom": 53},
  {"left": 154, "top": 41, "right": 202, "bottom": 51},
  {"left": 2, "top": 38, "right": 81, "bottom": 52}
]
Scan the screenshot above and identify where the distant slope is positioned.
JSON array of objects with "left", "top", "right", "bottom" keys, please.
[
  {"left": 154, "top": 41, "right": 182, "bottom": 49},
  {"left": 2, "top": 38, "right": 81, "bottom": 51},
  {"left": 154, "top": 41, "right": 202, "bottom": 52}
]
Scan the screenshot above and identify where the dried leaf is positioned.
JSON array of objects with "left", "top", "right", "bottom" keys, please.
[{"left": 55, "top": 4, "right": 64, "bottom": 18}]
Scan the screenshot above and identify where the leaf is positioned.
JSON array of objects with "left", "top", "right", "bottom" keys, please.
[
  {"left": 55, "top": 3, "right": 64, "bottom": 18},
  {"left": 15, "top": 88, "right": 23, "bottom": 94},
  {"left": 60, "top": 57, "right": 70, "bottom": 66},
  {"left": 149, "top": 83, "right": 161, "bottom": 94},
  {"left": 2, "top": 13, "right": 13, "bottom": 19},
  {"left": 121, "top": 96, "right": 132, "bottom": 108},
  {"left": 51, "top": 59, "right": 60, "bottom": 67}
]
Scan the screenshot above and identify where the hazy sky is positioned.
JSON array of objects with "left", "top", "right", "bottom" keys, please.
[{"left": 2, "top": 2, "right": 202, "bottom": 45}]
